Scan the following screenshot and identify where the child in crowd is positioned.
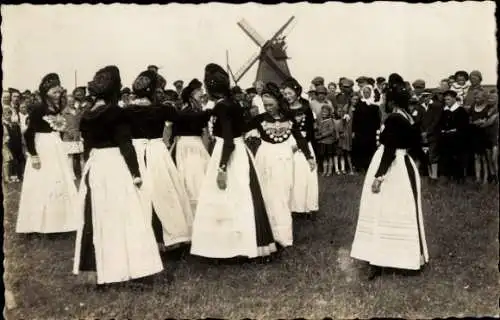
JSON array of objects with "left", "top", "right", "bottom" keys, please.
[
  {"left": 335, "top": 105, "right": 354, "bottom": 175},
  {"left": 61, "top": 94, "right": 84, "bottom": 180},
  {"left": 315, "top": 105, "right": 336, "bottom": 176}
]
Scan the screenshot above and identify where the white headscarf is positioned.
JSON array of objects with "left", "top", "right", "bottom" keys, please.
[{"left": 360, "top": 84, "right": 375, "bottom": 105}]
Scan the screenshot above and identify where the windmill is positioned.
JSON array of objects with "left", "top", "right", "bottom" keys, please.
[{"left": 230, "top": 16, "right": 296, "bottom": 86}]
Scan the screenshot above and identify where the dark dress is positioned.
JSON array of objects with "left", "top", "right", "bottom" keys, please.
[
  {"left": 439, "top": 104, "right": 470, "bottom": 182},
  {"left": 78, "top": 104, "right": 141, "bottom": 272},
  {"left": 123, "top": 103, "right": 211, "bottom": 245},
  {"left": 190, "top": 97, "right": 277, "bottom": 259},
  {"left": 374, "top": 112, "right": 425, "bottom": 258},
  {"left": 469, "top": 104, "right": 493, "bottom": 154},
  {"left": 352, "top": 101, "right": 382, "bottom": 172},
  {"left": 351, "top": 111, "right": 428, "bottom": 269}
]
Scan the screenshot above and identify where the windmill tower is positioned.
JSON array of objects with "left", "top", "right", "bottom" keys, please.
[{"left": 229, "top": 16, "right": 296, "bottom": 86}]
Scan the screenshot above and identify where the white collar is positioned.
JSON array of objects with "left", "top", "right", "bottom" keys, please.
[
  {"left": 131, "top": 97, "right": 152, "bottom": 106},
  {"left": 444, "top": 102, "right": 460, "bottom": 112}
]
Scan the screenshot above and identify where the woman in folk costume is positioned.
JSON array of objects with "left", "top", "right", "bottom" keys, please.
[
  {"left": 350, "top": 73, "right": 429, "bottom": 280},
  {"left": 73, "top": 66, "right": 163, "bottom": 285},
  {"left": 247, "top": 82, "right": 316, "bottom": 248},
  {"left": 124, "top": 70, "right": 198, "bottom": 250},
  {"left": 16, "top": 73, "right": 79, "bottom": 234},
  {"left": 282, "top": 77, "right": 319, "bottom": 219},
  {"left": 170, "top": 78, "right": 212, "bottom": 213},
  {"left": 352, "top": 84, "right": 382, "bottom": 173},
  {"left": 190, "top": 63, "right": 277, "bottom": 260}
]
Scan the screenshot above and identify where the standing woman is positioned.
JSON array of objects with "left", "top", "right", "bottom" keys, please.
[
  {"left": 352, "top": 84, "right": 382, "bottom": 173},
  {"left": 248, "top": 82, "right": 316, "bottom": 248},
  {"left": 124, "top": 70, "right": 195, "bottom": 250},
  {"left": 190, "top": 63, "right": 277, "bottom": 260},
  {"left": 16, "top": 73, "right": 79, "bottom": 234},
  {"left": 282, "top": 77, "right": 319, "bottom": 219},
  {"left": 170, "top": 78, "right": 212, "bottom": 213},
  {"left": 73, "top": 66, "right": 163, "bottom": 285},
  {"left": 350, "top": 73, "right": 429, "bottom": 280}
]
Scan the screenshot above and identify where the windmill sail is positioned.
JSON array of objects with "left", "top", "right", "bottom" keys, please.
[
  {"left": 234, "top": 51, "right": 260, "bottom": 82},
  {"left": 237, "top": 19, "right": 266, "bottom": 47}
]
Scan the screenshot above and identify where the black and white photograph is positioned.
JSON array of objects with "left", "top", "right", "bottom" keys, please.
[{"left": 1, "top": 2, "right": 498, "bottom": 318}]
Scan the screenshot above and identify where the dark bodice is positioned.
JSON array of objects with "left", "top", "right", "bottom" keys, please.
[
  {"left": 375, "top": 112, "right": 421, "bottom": 178},
  {"left": 246, "top": 112, "right": 313, "bottom": 159},
  {"left": 24, "top": 103, "right": 61, "bottom": 156},
  {"left": 211, "top": 97, "right": 247, "bottom": 168},
  {"left": 123, "top": 104, "right": 178, "bottom": 139},
  {"left": 285, "top": 99, "right": 315, "bottom": 142},
  {"left": 80, "top": 104, "right": 140, "bottom": 178},
  {"left": 171, "top": 104, "right": 212, "bottom": 138}
]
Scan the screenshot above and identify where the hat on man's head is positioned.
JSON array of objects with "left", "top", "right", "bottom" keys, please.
[
  {"left": 340, "top": 78, "right": 354, "bottom": 88},
  {"left": 412, "top": 79, "right": 426, "bottom": 89},
  {"left": 356, "top": 76, "right": 368, "bottom": 84},
  {"left": 147, "top": 65, "right": 159, "bottom": 71},
  {"left": 174, "top": 80, "right": 184, "bottom": 87},
  {"left": 311, "top": 76, "right": 324, "bottom": 86},
  {"left": 367, "top": 78, "right": 375, "bottom": 86},
  {"left": 121, "top": 87, "right": 131, "bottom": 95},
  {"left": 376, "top": 77, "right": 386, "bottom": 84},
  {"left": 315, "top": 85, "right": 328, "bottom": 94}
]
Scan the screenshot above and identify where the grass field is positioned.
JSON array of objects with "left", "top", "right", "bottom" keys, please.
[{"left": 3, "top": 175, "right": 499, "bottom": 319}]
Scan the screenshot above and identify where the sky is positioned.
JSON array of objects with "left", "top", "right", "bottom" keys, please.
[{"left": 1, "top": 2, "right": 497, "bottom": 92}]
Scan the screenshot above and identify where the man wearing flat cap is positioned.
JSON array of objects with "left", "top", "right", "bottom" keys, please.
[
  {"left": 412, "top": 79, "right": 426, "bottom": 99},
  {"left": 356, "top": 76, "right": 369, "bottom": 90},
  {"left": 311, "top": 76, "right": 324, "bottom": 88},
  {"left": 174, "top": 80, "right": 184, "bottom": 98},
  {"left": 310, "top": 85, "right": 334, "bottom": 120},
  {"left": 336, "top": 78, "right": 354, "bottom": 107}
]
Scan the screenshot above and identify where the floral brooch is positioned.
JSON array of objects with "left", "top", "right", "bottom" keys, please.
[{"left": 42, "top": 114, "right": 67, "bottom": 132}]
